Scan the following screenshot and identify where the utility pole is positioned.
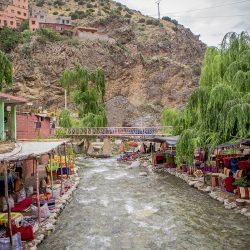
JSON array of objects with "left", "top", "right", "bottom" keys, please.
[{"left": 156, "top": 0, "right": 161, "bottom": 20}]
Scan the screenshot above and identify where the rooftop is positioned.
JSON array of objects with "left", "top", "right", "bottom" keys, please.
[{"left": 0, "top": 93, "right": 29, "bottom": 104}]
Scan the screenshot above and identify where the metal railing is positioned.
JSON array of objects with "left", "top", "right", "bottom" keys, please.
[{"left": 56, "top": 126, "right": 173, "bottom": 137}]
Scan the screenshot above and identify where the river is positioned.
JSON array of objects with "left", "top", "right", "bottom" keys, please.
[{"left": 39, "top": 158, "right": 250, "bottom": 250}]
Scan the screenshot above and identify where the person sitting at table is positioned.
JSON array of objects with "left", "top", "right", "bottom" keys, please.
[{"left": 224, "top": 171, "right": 235, "bottom": 192}]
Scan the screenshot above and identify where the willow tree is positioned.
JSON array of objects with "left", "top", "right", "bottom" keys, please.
[
  {"left": 171, "top": 32, "right": 250, "bottom": 166},
  {"left": 60, "top": 65, "right": 107, "bottom": 127},
  {"left": 0, "top": 51, "right": 13, "bottom": 91}
]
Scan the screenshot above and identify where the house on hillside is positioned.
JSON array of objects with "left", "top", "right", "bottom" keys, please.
[
  {"left": 0, "top": 0, "right": 29, "bottom": 29},
  {"left": 29, "top": 6, "right": 73, "bottom": 33}
]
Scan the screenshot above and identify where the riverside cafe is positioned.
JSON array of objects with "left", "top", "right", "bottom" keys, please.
[
  {"left": 214, "top": 138, "right": 250, "bottom": 200},
  {"left": 0, "top": 140, "right": 74, "bottom": 249},
  {"left": 150, "top": 136, "right": 179, "bottom": 168}
]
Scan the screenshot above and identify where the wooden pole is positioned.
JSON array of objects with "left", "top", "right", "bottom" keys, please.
[
  {"left": 35, "top": 159, "right": 41, "bottom": 224},
  {"left": 64, "top": 143, "right": 69, "bottom": 178},
  {"left": 3, "top": 161, "right": 14, "bottom": 250},
  {"left": 49, "top": 153, "right": 54, "bottom": 197},
  {"left": 59, "top": 150, "right": 63, "bottom": 195}
]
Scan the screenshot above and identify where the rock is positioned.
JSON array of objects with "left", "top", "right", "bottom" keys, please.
[
  {"left": 204, "top": 186, "right": 211, "bottom": 192},
  {"left": 45, "top": 223, "right": 55, "bottom": 231},
  {"left": 130, "top": 161, "right": 140, "bottom": 168},
  {"left": 240, "top": 208, "right": 248, "bottom": 215},
  {"left": 139, "top": 172, "right": 148, "bottom": 177}
]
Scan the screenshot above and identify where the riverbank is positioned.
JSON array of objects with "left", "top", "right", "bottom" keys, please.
[
  {"left": 24, "top": 166, "right": 81, "bottom": 250},
  {"left": 159, "top": 167, "right": 250, "bottom": 220}
]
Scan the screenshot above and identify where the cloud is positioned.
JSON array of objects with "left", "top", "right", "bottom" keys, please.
[{"left": 116, "top": 0, "right": 250, "bottom": 46}]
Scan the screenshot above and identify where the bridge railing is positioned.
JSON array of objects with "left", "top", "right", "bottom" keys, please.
[{"left": 56, "top": 126, "right": 173, "bottom": 137}]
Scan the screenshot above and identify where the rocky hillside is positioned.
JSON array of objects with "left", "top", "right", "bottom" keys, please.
[{"left": 9, "top": 0, "right": 206, "bottom": 126}]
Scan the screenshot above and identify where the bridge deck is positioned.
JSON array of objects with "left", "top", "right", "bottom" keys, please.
[{"left": 57, "top": 126, "right": 172, "bottom": 137}]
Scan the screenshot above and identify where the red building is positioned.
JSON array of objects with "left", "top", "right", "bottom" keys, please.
[{"left": 16, "top": 113, "right": 55, "bottom": 140}]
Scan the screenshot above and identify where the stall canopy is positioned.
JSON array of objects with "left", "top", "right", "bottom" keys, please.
[
  {"left": 0, "top": 140, "right": 68, "bottom": 161},
  {"left": 216, "top": 138, "right": 250, "bottom": 149},
  {"left": 144, "top": 136, "right": 179, "bottom": 146}
]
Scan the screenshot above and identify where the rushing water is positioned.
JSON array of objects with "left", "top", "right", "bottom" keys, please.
[{"left": 40, "top": 158, "right": 250, "bottom": 250}]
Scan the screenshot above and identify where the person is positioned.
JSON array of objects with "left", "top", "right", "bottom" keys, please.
[
  {"left": 224, "top": 171, "right": 235, "bottom": 192},
  {"left": 7, "top": 169, "right": 16, "bottom": 192}
]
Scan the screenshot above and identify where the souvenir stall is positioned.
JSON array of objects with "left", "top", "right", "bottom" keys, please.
[
  {"left": 0, "top": 141, "right": 74, "bottom": 249},
  {"left": 214, "top": 139, "right": 250, "bottom": 197}
]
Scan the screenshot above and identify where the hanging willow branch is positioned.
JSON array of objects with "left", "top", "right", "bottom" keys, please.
[{"left": 0, "top": 51, "right": 13, "bottom": 91}]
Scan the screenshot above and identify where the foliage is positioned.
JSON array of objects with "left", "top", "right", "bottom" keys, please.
[
  {"left": 0, "top": 51, "right": 13, "bottom": 91},
  {"left": 59, "top": 109, "right": 73, "bottom": 128},
  {"left": 20, "top": 20, "right": 29, "bottom": 32},
  {"left": 0, "top": 27, "right": 22, "bottom": 53},
  {"left": 161, "top": 107, "right": 179, "bottom": 126},
  {"left": 169, "top": 32, "right": 250, "bottom": 166},
  {"left": 37, "top": 28, "right": 64, "bottom": 42},
  {"left": 60, "top": 65, "right": 107, "bottom": 127},
  {"left": 233, "top": 177, "right": 248, "bottom": 187}
]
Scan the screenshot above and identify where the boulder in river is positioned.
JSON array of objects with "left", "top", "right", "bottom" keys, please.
[
  {"left": 130, "top": 161, "right": 140, "bottom": 168},
  {"left": 139, "top": 172, "right": 148, "bottom": 177}
]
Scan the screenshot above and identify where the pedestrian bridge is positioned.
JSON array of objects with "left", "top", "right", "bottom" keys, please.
[{"left": 57, "top": 126, "right": 173, "bottom": 137}]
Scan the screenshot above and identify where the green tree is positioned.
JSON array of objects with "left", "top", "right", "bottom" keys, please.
[
  {"left": 20, "top": 20, "right": 29, "bottom": 32},
  {"left": 59, "top": 109, "right": 73, "bottom": 128},
  {"left": 0, "top": 27, "right": 22, "bottom": 53},
  {"left": 0, "top": 51, "right": 13, "bottom": 91},
  {"left": 60, "top": 65, "right": 107, "bottom": 127},
  {"left": 170, "top": 32, "right": 250, "bottom": 166}
]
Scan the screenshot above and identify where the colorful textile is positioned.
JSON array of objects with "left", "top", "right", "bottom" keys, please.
[
  {"left": 224, "top": 168, "right": 231, "bottom": 177},
  {"left": 0, "top": 232, "right": 22, "bottom": 250},
  {"left": 224, "top": 176, "right": 235, "bottom": 192},
  {"left": 6, "top": 225, "right": 34, "bottom": 241},
  {"left": 0, "top": 213, "right": 23, "bottom": 227},
  {"left": 11, "top": 198, "right": 32, "bottom": 212},
  {"left": 238, "top": 161, "right": 250, "bottom": 170},
  {"left": 223, "top": 158, "right": 231, "bottom": 167},
  {"left": 235, "top": 170, "right": 243, "bottom": 179},
  {"left": 237, "top": 187, "right": 250, "bottom": 199}
]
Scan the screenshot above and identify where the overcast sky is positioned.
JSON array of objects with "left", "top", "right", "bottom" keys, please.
[{"left": 116, "top": 0, "right": 250, "bottom": 46}]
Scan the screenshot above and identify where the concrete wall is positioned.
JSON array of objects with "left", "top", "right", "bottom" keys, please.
[{"left": 16, "top": 113, "right": 54, "bottom": 140}]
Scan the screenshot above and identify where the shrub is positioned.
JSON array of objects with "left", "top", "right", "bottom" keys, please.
[
  {"left": 146, "top": 19, "right": 153, "bottom": 25},
  {"left": 20, "top": 20, "right": 29, "bottom": 32},
  {"left": 59, "top": 110, "right": 73, "bottom": 128},
  {"left": 21, "top": 44, "right": 32, "bottom": 58},
  {"left": 162, "top": 16, "right": 171, "bottom": 22},
  {"left": 37, "top": 28, "right": 64, "bottom": 42},
  {"left": 138, "top": 18, "right": 145, "bottom": 23},
  {"left": 36, "top": 0, "right": 45, "bottom": 7},
  {"left": 0, "top": 27, "right": 22, "bottom": 53},
  {"left": 53, "top": 11, "right": 59, "bottom": 15},
  {"left": 125, "top": 13, "right": 131, "bottom": 19},
  {"left": 54, "top": 0, "right": 64, "bottom": 6},
  {"left": 22, "top": 30, "right": 34, "bottom": 42},
  {"left": 87, "top": 3, "right": 93, "bottom": 8}
]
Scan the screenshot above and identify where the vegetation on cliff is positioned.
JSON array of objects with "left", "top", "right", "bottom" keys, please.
[
  {"left": 0, "top": 51, "right": 13, "bottom": 91},
  {"left": 165, "top": 32, "right": 250, "bottom": 166},
  {"left": 60, "top": 65, "right": 107, "bottom": 127}
]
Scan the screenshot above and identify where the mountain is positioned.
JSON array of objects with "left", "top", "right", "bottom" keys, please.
[{"left": 9, "top": 0, "right": 206, "bottom": 126}]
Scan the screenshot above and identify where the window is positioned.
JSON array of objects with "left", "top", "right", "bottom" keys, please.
[
  {"left": 24, "top": 12, "right": 27, "bottom": 16},
  {"left": 17, "top": 11, "right": 21, "bottom": 15},
  {"left": 4, "top": 20, "right": 7, "bottom": 26},
  {"left": 66, "top": 20, "right": 69, "bottom": 24},
  {"left": 11, "top": 9, "right": 14, "bottom": 13},
  {"left": 10, "top": 21, "right": 13, "bottom": 25},
  {"left": 32, "top": 21, "right": 36, "bottom": 25}
]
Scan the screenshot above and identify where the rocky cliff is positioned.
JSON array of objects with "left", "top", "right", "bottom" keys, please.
[{"left": 8, "top": 0, "right": 206, "bottom": 126}]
